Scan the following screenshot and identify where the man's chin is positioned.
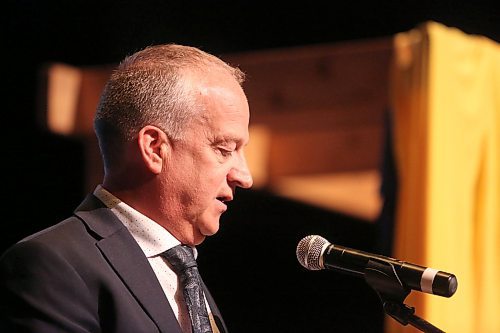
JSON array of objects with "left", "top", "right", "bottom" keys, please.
[
  {"left": 199, "top": 219, "right": 221, "bottom": 237},
  {"left": 201, "top": 226, "right": 219, "bottom": 237}
]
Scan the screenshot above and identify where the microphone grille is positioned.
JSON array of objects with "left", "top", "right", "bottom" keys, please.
[{"left": 296, "top": 235, "right": 330, "bottom": 271}]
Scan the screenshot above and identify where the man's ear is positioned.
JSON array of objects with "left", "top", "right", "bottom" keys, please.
[{"left": 137, "top": 125, "right": 169, "bottom": 174}]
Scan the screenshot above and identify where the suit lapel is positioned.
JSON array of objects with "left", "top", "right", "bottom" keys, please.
[
  {"left": 203, "top": 283, "right": 228, "bottom": 333},
  {"left": 74, "top": 195, "right": 181, "bottom": 333}
]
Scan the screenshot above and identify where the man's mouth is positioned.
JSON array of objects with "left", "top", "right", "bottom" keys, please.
[
  {"left": 216, "top": 194, "right": 233, "bottom": 203},
  {"left": 216, "top": 195, "right": 233, "bottom": 211}
]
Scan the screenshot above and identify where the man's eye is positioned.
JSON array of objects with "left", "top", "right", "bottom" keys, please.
[{"left": 219, "top": 148, "right": 233, "bottom": 157}]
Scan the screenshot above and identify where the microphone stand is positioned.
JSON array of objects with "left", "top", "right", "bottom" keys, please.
[{"left": 364, "top": 260, "right": 445, "bottom": 333}]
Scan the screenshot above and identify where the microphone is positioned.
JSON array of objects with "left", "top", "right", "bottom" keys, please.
[{"left": 296, "top": 235, "right": 458, "bottom": 298}]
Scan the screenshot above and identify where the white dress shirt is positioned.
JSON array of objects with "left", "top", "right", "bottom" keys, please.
[{"left": 93, "top": 185, "right": 199, "bottom": 332}]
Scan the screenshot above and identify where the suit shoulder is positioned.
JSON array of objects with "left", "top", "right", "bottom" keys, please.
[
  {"left": 26, "top": 215, "right": 92, "bottom": 244},
  {"left": 1, "top": 216, "right": 94, "bottom": 261}
]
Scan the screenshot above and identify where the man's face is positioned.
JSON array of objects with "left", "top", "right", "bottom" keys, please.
[{"left": 161, "top": 73, "right": 253, "bottom": 245}]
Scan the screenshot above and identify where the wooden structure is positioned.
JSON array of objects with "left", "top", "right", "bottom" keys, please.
[{"left": 39, "top": 37, "right": 393, "bottom": 221}]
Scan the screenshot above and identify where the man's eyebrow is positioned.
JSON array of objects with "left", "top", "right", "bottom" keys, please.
[{"left": 213, "top": 135, "right": 243, "bottom": 145}]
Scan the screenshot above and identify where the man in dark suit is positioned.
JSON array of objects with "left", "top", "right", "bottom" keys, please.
[{"left": 0, "top": 43, "right": 253, "bottom": 333}]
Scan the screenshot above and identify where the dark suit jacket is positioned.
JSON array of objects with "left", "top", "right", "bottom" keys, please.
[{"left": 0, "top": 194, "right": 228, "bottom": 333}]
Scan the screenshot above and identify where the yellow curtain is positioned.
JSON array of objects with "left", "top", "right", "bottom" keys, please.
[{"left": 389, "top": 21, "right": 500, "bottom": 333}]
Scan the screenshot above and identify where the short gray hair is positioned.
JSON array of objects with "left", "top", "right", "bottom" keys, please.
[{"left": 94, "top": 43, "right": 245, "bottom": 170}]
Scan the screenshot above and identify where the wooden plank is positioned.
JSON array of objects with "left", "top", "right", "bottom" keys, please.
[{"left": 268, "top": 125, "right": 384, "bottom": 177}]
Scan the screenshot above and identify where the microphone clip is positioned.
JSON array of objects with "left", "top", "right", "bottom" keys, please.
[{"left": 364, "top": 259, "right": 445, "bottom": 333}]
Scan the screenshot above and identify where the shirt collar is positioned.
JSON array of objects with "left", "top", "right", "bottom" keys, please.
[{"left": 93, "top": 185, "right": 199, "bottom": 258}]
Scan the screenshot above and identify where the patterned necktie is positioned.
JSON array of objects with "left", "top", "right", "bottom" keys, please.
[{"left": 162, "top": 245, "right": 213, "bottom": 333}]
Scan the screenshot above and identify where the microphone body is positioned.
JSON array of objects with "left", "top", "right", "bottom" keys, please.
[{"left": 297, "top": 235, "right": 458, "bottom": 298}]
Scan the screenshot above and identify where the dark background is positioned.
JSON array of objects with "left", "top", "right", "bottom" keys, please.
[
  {"left": 5, "top": 0, "right": 498, "bottom": 249},
  {"left": 5, "top": 1, "right": 499, "bottom": 331}
]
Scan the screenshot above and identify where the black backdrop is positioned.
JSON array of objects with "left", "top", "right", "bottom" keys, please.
[
  {"left": 4, "top": 1, "right": 499, "bottom": 331},
  {"left": 5, "top": 0, "right": 498, "bottom": 252},
  {"left": 198, "top": 188, "right": 385, "bottom": 332}
]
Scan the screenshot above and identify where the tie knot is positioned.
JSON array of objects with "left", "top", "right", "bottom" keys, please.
[{"left": 162, "top": 245, "right": 197, "bottom": 274}]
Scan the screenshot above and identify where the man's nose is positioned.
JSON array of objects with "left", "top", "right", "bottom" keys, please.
[{"left": 228, "top": 153, "right": 253, "bottom": 189}]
